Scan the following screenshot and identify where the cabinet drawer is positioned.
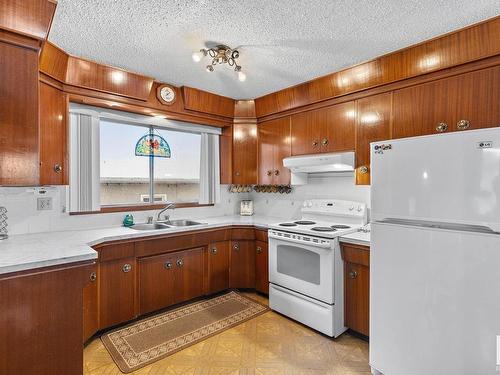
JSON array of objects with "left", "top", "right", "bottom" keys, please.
[
  {"left": 96, "top": 242, "right": 134, "bottom": 262},
  {"left": 341, "top": 243, "right": 370, "bottom": 267},
  {"left": 231, "top": 227, "right": 255, "bottom": 240},
  {"left": 254, "top": 229, "right": 268, "bottom": 242}
]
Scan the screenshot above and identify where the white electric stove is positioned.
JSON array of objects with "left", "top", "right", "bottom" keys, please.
[{"left": 268, "top": 199, "right": 367, "bottom": 337}]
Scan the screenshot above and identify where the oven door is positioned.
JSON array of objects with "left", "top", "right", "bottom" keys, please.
[{"left": 269, "top": 233, "right": 334, "bottom": 304}]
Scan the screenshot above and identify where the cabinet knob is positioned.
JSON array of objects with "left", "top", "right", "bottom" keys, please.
[
  {"left": 322, "top": 138, "right": 329, "bottom": 146},
  {"left": 89, "top": 272, "right": 97, "bottom": 282},
  {"left": 267, "top": 170, "right": 272, "bottom": 176},
  {"left": 176, "top": 259, "right": 184, "bottom": 267},
  {"left": 233, "top": 243, "right": 240, "bottom": 251},
  {"left": 457, "top": 119, "right": 470, "bottom": 130},
  {"left": 435, "top": 123, "right": 448, "bottom": 133},
  {"left": 358, "top": 166, "right": 369, "bottom": 174},
  {"left": 54, "top": 164, "right": 63, "bottom": 173},
  {"left": 122, "top": 263, "right": 132, "bottom": 273},
  {"left": 164, "top": 261, "right": 172, "bottom": 269},
  {"left": 211, "top": 247, "right": 218, "bottom": 254},
  {"left": 235, "top": 171, "right": 241, "bottom": 176},
  {"left": 274, "top": 170, "right": 279, "bottom": 176},
  {"left": 349, "top": 270, "right": 358, "bottom": 279},
  {"left": 312, "top": 140, "right": 319, "bottom": 147},
  {"left": 256, "top": 246, "right": 262, "bottom": 254}
]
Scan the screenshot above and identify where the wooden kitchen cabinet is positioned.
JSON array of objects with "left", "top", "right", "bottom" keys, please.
[
  {"left": 255, "top": 240, "right": 269, "bottom": 294},
  {"left": 82, "top": 265, "right": 99, "bottom": 342},
  {"left": 99, "top": 257, "right": 136, "bottom": 329},
  {"left": 208, "top": 241, "right": 230, "bottom": 294},
  {"left": 355, "top": 93, "right": 392, "bottom": 185},
  {"left": 230, "top": 240, "right": 256, "bottom": 288},
  {"left": 291, "top": 102, "right": 355, "bottom": 156},
  {"left": 39, "top": 82, "right": 68, "bottom": 185},
  {"left": 258, "top": 117, "right": 291, "bottom": 185},
  {"left": 232, "top": 122, "right": 258, "bottom": 184},
  {"left": 393, "top": 66, "right": 500, "bottom": 139},
  {"left": 172, "top": 247, "right": 204, "bottom": 304},
  {"left": 341, "top": 243, "right": 370, "bottom": 337}
]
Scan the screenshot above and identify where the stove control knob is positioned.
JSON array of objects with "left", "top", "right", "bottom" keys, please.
[
  {"left": 357, "top": 206, "right": 363, "bottom": 212},
  {"left": 307, "top": 201, "right": 313, "bottom": 208},
  {"left": 302, "top": 201, "right": 308, "bottom": 208},
  {"left": 349, "top": 205, "right": 354, "bottom": 211}
]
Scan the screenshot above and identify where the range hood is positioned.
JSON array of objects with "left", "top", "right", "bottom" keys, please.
[{"left": 283, "top": 152, "right": 355, "bottom": 185}]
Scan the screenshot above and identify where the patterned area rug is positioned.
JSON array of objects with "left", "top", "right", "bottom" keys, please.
[{"left": 101, "top": 291, "right": 269, "bottom": 373}]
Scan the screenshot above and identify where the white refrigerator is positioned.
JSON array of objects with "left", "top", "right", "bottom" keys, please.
[{"left": 370, "top": 128, "right": 500, "bottom": 375}]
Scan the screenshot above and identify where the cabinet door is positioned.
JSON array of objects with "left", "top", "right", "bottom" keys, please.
[
  {"left": 258, "top": 117, "right": 291, "bottom": 185},
  {"left": 355, "top": 93, "right": 392, "bottom": 185},
  {"left": 451, "top": 66, "right": 500, "bottom": 131},
  {"left": 138, "top": 253, "right": 175, "bottom": 315},
  {"left": 255, "top": 241, "right": 269, "bottom": 294},
  {"left": 291, "top": 111, "right": 321, "bottom": 155},
  {"left": 99, "top": 257, "right": 136, "bottom": 329},
  {"left": 83, "top": 266, "right": 98, "bottom": 343},
  {"left": 172, "top": 247, "right": 204, "bottom": 304},
  {"left": 0, "top": 41, "right": 39, "bottom": 185},
  {"left": 321, "top": 102, "right": 355, "bottom": 153},
  {"left": 208, "top": 241, "right": 230, "bottom": 294},
  {"left": 233, "top": 123, "right": 257, "bottom": 184},
  {"left": 344, "top": 262, "right": 369, "bottom": 336},
  {"left": 39, "top": 82, "right": 68, "bottom": 185},
  {"left": 230, "top": 241, "right": 256, "bottom": 288}
]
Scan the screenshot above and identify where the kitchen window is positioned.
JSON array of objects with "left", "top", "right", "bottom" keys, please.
[{"left": 69, "top": 105, "right": 220, "bottom": 213}]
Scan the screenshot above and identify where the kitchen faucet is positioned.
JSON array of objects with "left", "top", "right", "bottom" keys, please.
[{"left": 156, "top": 202, "right": 175, "bottom": 222}]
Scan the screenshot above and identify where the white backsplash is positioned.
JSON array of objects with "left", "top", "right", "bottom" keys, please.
[
  {"left": 0, "top": 186, "right": 247, "bottom": 235},
  {"left": 250, "top": 174, "right": 370, "bottom": 220}
]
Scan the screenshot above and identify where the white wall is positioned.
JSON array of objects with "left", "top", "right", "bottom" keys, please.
[
  {"left": 0, "top": 186, "right": 246, "bottom": 235},
  {"left": 250, "top": 174, "right": 370, "bottom": 220}
]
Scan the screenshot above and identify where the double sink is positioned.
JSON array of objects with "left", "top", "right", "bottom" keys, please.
[{"left": 130, "top": 219, "right": 203, "bottom": 231}]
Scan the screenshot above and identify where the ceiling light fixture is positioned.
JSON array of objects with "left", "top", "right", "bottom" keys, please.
[{"left": 192, "top": 45, "right": 245, "bottom": 81}]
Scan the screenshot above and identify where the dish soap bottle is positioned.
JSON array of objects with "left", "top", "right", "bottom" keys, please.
[{"left": 123, "top": 214, "right": 134, "bottom": 227}]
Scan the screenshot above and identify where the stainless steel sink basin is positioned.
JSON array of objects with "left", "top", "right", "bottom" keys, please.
[
  {"left": 129, "top": 223, "right": 170, "bottom": 230},
  {"left": 161, "top": 219, "right": 203, "bottom": 227}
]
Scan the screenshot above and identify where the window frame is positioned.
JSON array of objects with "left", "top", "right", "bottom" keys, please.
[{"left": 98, "top": 122, "right": 202, "bottom": 211}]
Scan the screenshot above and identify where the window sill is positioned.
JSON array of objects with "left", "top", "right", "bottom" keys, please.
[{"left": 69, "top": 202, "right": 213, "bottom": 215}]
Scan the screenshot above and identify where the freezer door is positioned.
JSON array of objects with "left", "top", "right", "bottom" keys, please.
[
  {"left": 371, "top": 128, "right": 500, "bottom": 232},
  {"left": 370, "top": 222, "right": 500, "bottom": 375}
]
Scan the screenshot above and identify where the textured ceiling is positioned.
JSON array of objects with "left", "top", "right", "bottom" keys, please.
[{"left": 49, "top": 0, "right": 499, "bottom": 99}]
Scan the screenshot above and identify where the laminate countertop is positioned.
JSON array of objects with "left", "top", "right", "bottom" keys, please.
[
  {"left": 0, "top": 215, "right": 283, "bottom": 276},
  {"left": 339, "top": 224, "right": 371, "bottom": 247}
]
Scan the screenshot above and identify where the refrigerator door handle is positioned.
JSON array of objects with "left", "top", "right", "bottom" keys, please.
[{"left": 376, "top": 218, "right": 499, "bottom": 234}]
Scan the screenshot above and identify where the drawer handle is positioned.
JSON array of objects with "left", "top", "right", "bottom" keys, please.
[
  {"left": 233, "top": 243, "right": 240, "bottom": 251},
  {"left": 164, "top": 261, "right": 172, "bottom": 269},
  {"left": 176, "top": 259, "right": 184, "bottom": 267},
  {"left": 312, "top": 140, "right": 319, "bottom": 147},
  {"left": 211, "top": 247, "right": 218, "bottom": 254},
  {"left": 358, "top": 166, "right": 369, "bottom": 174},
  {"left": 274, "top": 170, "right": 279, "bottom": 176},
  {"left": 235, "top": 171, "right": 241, "bottom": 176},
  {"left": 321, "top": 138, "right": 329, "bottom": 146},
  {"left": 89, "top": 272, "right": 97, "bottom": 282},
  {"left": 256, "top": 246, "right": 262, "bottom": 254},
  {"left": 457, "top": 119, "right": 470, "bottom": 130},
  {"left": 122, "top": 263, "right": 132, "bottom": 273},
  {"left": 267, "top": 170, "right": 272, "bottom": 176},
  {"left": 54, "top": 164, "right": 63, "bottom": 173},
  {"left": 349, "top": 270, "right": 358, "bottom": 279},
  {"left": 435, "top": 123, "right": 448, "bottom": 133}
]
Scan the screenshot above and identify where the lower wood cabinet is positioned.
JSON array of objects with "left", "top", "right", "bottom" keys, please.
[
  {"left": 83, "top": 265, "right": 99, "bottom": 342},
  {"left": 207, "top": 241, "right": 230, "bottom": 294},
  {"left": 230, "top": 240, "right": 256, "bottom": 288},
  {"left": 341, "top": 243, "right": 370, "bottom": 336},
  {"left": 99, "top": 257, "right": 136, "bottom": 329},
  {"left": 139, "top": 247, "right": 204, "bottom": 315},
  {"left": 255, "top": 240, "right": 269, "bottom": 294}
]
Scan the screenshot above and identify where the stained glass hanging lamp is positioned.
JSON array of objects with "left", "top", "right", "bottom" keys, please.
[{"left": 135, "top": 130, "right": 171, "bottom": 158}]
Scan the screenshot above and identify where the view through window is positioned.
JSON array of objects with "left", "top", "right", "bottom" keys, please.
[{"left": 100, "top": 120, "right": 201, "bottom": 206}]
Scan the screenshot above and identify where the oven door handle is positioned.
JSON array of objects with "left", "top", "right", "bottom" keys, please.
[{"left": 268, "top": 232, "right": 332, "bottom": 248}]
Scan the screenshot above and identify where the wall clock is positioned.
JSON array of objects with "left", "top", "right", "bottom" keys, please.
[{"left": 157, "top": 84, "right": 176, "bottom": 105}]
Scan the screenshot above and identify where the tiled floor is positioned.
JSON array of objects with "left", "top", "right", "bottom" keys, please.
[{"left": 84, "top": 293, "right": 370, "bottom": 375}]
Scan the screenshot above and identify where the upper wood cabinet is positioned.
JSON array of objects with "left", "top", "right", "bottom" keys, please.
[
  {"left": 232, "top": 123, "right": 258, "bottom": 184},
  {"left": 258, "top": 117, "right": 291, "bottom": 185},
  {"left": 0, "top": 40, "right": 40, "bottom": 186},
  {"left": 355, "top": 93, "right": 392, "bottom": 185},
  {"left": 393, "top": 66, "right": 500, "bottom": 139},
  {"left": 291, "top": 102, "right": 355, "bottom": 156},
  {"left": 39, "top": 82, "right": 68, "bottom": 185}
]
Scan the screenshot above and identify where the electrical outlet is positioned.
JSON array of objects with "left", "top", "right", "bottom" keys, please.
[{"left": 37, "top": 197, "right": 53, "bottom": 211}]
